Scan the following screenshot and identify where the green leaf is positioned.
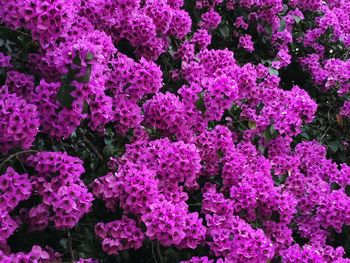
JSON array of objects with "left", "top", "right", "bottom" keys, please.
[
  {"left": 269, "top": 67, "right": 279, "bottom": 76},
  {"left": 59, "top": 238, "right": 69, "bottom": 251},
  {"left": 85, "top": 52, "right": 94, "bottom": 61},
  {"left": 269, "top": 125, "right": 279, "bottom": 138},
  {"left": 258, "top": 143, "right": 266, "bottom": 155},
  {"left": 273, "top": 174, "right": 287, "bottom": 186},
  {"left": 104, "top": 137, "right": 115, "bottom": 145},
  {"left": 76, "top": 65, "right": 92, "bottom": 83},
  {"left": 278, "top": 18, "right": 286, "bottom": 32},
  {"left": 56, "top": 84, "right": 75, "bottom": 109},
  {"left": 195, "top": 92, "right": 206, "bottom": 113},
  {"left": 263, "top": 125, "right": 279, "bottom": 140},
  {"left": 328, "top": 141, "right": 339, "bottom": 153},
  {"left": 293, "top": 15, "right": 302, "bottom": 24},
  {"left": 290, "top": 41, "right": 297, "bottom": 51},
  {"left": 248, "top": 120, "right": 256, "bottom": 129},
  {"left": 73, "top": 54, "right": 81, "bottom": 66},
  {"left": 4, "top": 41, "right": 12, "bottom": 53},
  {"left": 219, "top": 25, "right": 230, "bottom": 39},
  {"left": 230, "top": 103, "right": 240, "bottom": 112},
  {"left": 82, "top": 101, "right": 89, "bottom": 114},
  {"left": 300, "top": 132, "right": 310, "bottom": 140},
  {"left": 265, "top": 25, "right": 272, "bottom": 37},
  {"left": 282, "top": 4, "right": 288, "bottom": 13}
]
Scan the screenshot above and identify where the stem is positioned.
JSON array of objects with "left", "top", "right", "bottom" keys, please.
[
  {"left": 151, "top": 242, "right": 158, "bottom": 263},
  {"left": 156, "top": 241, "right": 164, "bottom": 263},
  {"left": 77, "top": 129, "right": 103, "bottom": 161},
  {"left": 13, "top": 40, "right": 35, "bottom": 62},
  {"left": 188, "top": 203, "right": 201, "bottom": 206},
  {"left": 227, "top": 110, "right": 249, "bottom": 130},
  {"left": 0, "top": 25, "right": 32, "bottom": 37},
  {"left": 0, "top": 150, "right": 38, "bottom": 169},
  {"left": 320, "top": 107, "right": 334, "bottom": 143},
  {"left": 320, "top": 125, "right": 331, "bottom": 143},
  {"left": 16, "top": 156, "right": 28, "bottom": 173},
  {"left": 68, "top": 230, "right": 74, "bottom": 261}
]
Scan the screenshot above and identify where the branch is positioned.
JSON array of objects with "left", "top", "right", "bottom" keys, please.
[
  {"left": 156, "top": 241, "right": 164, "bottom": 263},
  {"left": 67, "top": 230, "right": 75, "bottom": 261},
  {"left": 151, "top": 241, "right": 158, "bottom": 263},
  {"left": 227, "top": 110, "right": 249, "bottom": 130},
  {"left": 0, "top": 25, "right": 32, "bottom": 37},
  {"left": 0, "top": 150, "right": 38, "bottom": 169},
  {"left": 77, "top": 130, "right": 103, "bottom": 161}
]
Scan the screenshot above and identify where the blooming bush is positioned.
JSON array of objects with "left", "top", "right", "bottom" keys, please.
[{"left": 0, "top": 0, "right": 350, "bottom": 262}]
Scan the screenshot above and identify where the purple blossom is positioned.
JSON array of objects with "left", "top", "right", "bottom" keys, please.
[
  {"left": 0, "top": 0, "right": 350, "bottom": 260},
  {"left": 239, "top": 34, "right": 254, "bottom": 52},
  {"left": 0, "top": 92, "right": 39, "bottom": 154},
  {"left": 95, "top": 216, "right": 144, "bottom": 255}
]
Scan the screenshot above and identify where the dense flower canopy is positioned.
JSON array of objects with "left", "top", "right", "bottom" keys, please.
[{"left": 0, "top": 0, "right": 350, "bottom": 262}]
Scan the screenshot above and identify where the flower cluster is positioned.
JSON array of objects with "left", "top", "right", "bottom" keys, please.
[
  {"left": 4, "top": 70, "right": 35, "bottom": 99},
  {"left": 25, "top": 152, "right": 93, "bottom": 229},
  {"left": 95, "top": 216, "right": 144, "bottom": 255},
  {"left": 91, "top": 173, "right": 119, "bottom": 212},
  {"left": 281, "top": 244, "right": 350, "bottom": 263},
  {"left": 340, "top": 101, "right": 350, "bottom": 118},
  {"left": 301, "top": 55, "right": 350, "bottom": 94},
  {"left": 108, "top": 55, "right": 162, "bottom": 101},
  {"left": 142, "top": 200, "right": 205, "bottom": 248},
  {"left": 239, "top": 34, "right": 254, "bottom": 52},
  {"left": 32, "top": 80, "right": 84, "bottom": 138},
  {"left": 0, "top": 245, "right": 60, "bottom": 263},
  {"left": 0, "top": 167, "right": 32, "bottom": 213},
  {"left": 143, "top": 92, "right": 191, "bottom": 138},
  {"left": 0, "top": 168, "right": 31, "bottom": 249},
  {"left": 203, "top": 76, "right": 239, "bottom": 121},
  {"left": 92, "top": 138, "right": 206, "bottom": 250},
  {"left": 181, "top": 256, "right": 215, "bottom": 263},
  {"left": 0, "top": 92, "right": 39, "bottom": 154},
  {"left": 0, "top": 52, "right": 11, "bottom": 68},
  {"left": 111, "top": 162, "right": 159, "bottom": 216}
]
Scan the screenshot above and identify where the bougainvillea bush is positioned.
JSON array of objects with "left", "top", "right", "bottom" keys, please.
[{"left": 0, "top": 0, "right": 350, "bottom": 262}]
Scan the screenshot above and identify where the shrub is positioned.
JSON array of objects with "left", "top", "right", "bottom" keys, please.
[{"left": 0, "top": 0, "right": 350, "bottom": 262}]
